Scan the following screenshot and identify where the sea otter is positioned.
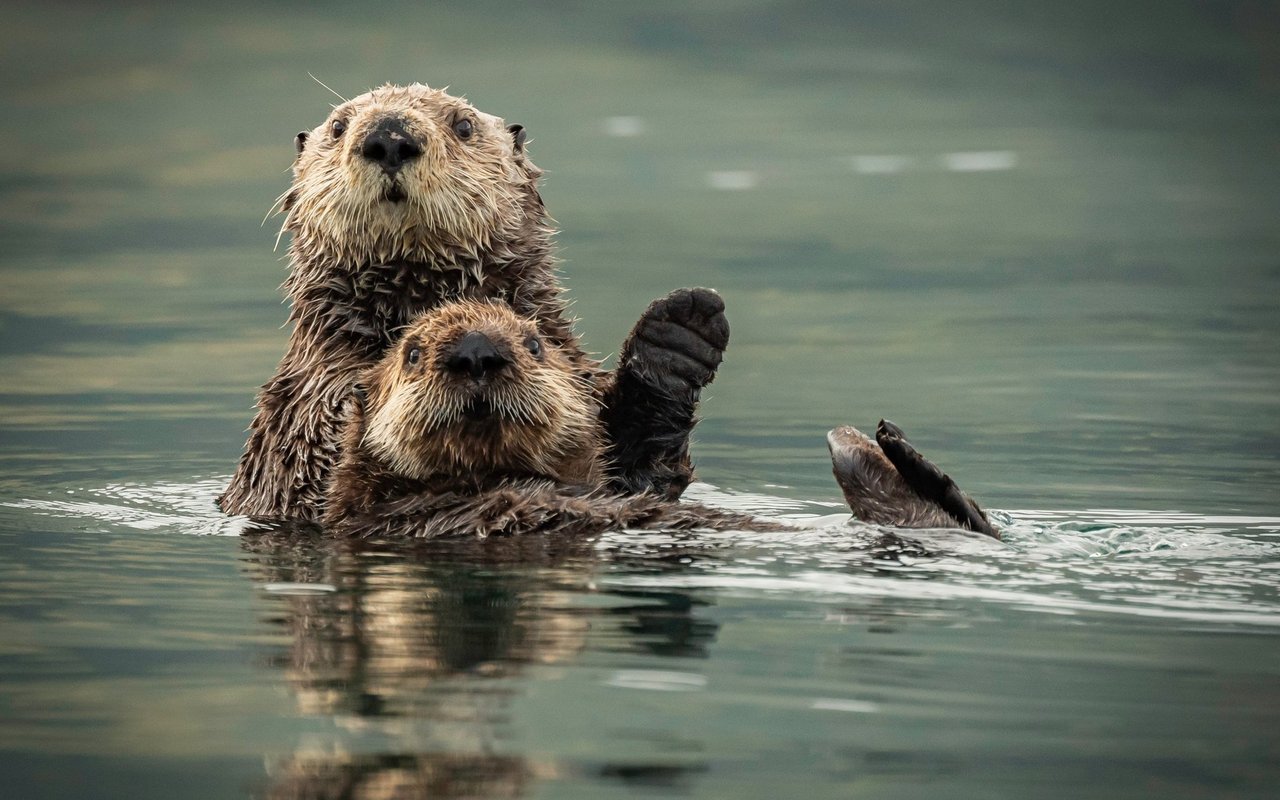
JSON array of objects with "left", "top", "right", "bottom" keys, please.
[
  {"left": 324, "top": 299, "right": 999, "bottom": 539},
  {"left": 218, "top": 83, "right": 727, "bottom": 522}
]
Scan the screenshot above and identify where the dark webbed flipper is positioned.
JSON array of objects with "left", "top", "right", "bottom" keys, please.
[
  {"left": 875, "top": 419, "right": 999, "bottom": 538},
  {"left": 601, "top": 288, "right": 729, "bottom": 500}
]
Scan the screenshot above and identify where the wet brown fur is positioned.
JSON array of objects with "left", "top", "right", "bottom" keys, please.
[
  {"left": 219, "top": 83, "right": 595, "bottom": 522},
  {"left": 325, "top": 301, "right": 781, "bottom": 539},
  {"left": 335, "top": 300, "right": 603, "bottom": 494},
  {"left": 828, "top": 424, "right": 999, "bottom": 538},
  {"left": 827, "top": 426, "right": 959, "bottom": 528}
]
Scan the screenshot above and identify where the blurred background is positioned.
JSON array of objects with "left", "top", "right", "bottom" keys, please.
[{"left": 1, "top": 0, "right": 1278, "bottom": 508}]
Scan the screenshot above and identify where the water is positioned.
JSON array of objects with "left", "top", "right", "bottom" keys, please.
[{"left": 2, "top": 1, "right": 1279, "bottom": 798}]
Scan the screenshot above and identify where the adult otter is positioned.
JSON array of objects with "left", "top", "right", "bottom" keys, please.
[
  {"left": 324, "top": 300, "right": 999, "bottom": 539},
  {"left": 218, "top": 83, "right": 727, "bottom": 521}
]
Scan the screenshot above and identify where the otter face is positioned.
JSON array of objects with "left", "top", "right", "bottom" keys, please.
[
  {"left": 359, "top": 300, "right": 602, "bottom": 485},
  {"left": 285, "top": 83, "right": 541, "bottom": 266}
]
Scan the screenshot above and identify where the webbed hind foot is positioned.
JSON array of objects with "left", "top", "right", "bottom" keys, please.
[{"left": 875, "top": 419, "right": 999, "bottom": 538}]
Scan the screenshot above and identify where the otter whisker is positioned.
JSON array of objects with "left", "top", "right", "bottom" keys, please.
[
  {"left": 263, "top": 187, "right": 293, "bottom": 227},
  {"left": 308, "top": 72, "right": 348, "bottom": 103}
]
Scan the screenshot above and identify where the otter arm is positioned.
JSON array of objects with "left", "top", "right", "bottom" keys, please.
[
  {"left": 599, "top": 288, "right": 730, "bottom": 500},
  {"left": 331, "top": 483, "right": 791, "bottom": 539},
  {"left": 218, "top": 340, "right": 363, "bottom": 522}
]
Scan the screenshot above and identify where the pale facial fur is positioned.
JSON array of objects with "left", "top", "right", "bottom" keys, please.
[
  {"left": 360, "top": 301, "right": 603, "bottom": 485},
  {"left": 282, "top": 83, "right": 542, "bottom": 269}
]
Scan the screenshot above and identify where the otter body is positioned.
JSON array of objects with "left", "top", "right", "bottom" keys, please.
[
  {"left": 325, "top": 300, "right": 997, "bottom": 540},
  {"left": 220, "top": 83, "right": 727, "bottom": 522},
  {"left": 325, "top": 300, "right": 781, "bottom": 538}
]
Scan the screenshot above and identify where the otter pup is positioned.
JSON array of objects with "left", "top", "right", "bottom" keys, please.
[
  {"left": 219, "top": 83, "right": 728, "bottom": 522},
  {"left": 325, "top": 300, "right": 999, "bottom": 539},
  {"left": 324, "top": 300, "right": 772, "bottom": 538}
]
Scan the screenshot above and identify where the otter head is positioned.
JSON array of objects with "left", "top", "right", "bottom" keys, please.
[
  {"left": 357, "top": 300, "right": 603, "bottom": 486},
  {"left": 284, "top": 83, "right": 543, "bottom": 267}
]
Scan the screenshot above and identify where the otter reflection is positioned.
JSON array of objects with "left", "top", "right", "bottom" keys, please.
[
  {"left": 240, "top": 530, "right": 717, "bottom": 798},
  {"left": 242, "top": 531, "right": 600, "bottom": 717},
  {"left": 263, "top": 753, "right": 535, "bottom": 800}
]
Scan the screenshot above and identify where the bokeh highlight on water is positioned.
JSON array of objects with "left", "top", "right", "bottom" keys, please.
[{"left": 1, "top": 2, "right": 1278, "bottom": 798}]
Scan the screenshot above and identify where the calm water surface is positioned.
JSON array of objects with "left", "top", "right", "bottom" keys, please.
[{"left": 2, "top": 2, "right": 1279, "bottom": 798}]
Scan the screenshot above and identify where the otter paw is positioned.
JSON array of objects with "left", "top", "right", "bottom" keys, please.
[
  {"left": 621, "top": 288, "right": 729, "bottom": 396},
  {"left": 875, "top": 419, "right": 950, "bottom": 497},
  {"left": 875, "top": 419, "right": 998, "bottom": 538}
]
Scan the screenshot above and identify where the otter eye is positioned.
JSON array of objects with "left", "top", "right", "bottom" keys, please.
[
  {"left": 452, "top": 117, "right": 474, "bottom": 140},
  {"left": 524, "top": 335, "right": 543, "bottom": 360},
  {"left": 406, "top": 346, "right": 421, "bottom": 366},
  {"left": 331, "top": 119, "right": 347, "bottom": 139}
]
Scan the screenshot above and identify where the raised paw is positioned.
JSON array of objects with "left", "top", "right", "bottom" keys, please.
[
  {"left": 619, "top": 287, "right": 729, "bottom": 398},
  {"left": 600, "top": 288, "right": 728, "bottom": 499}
]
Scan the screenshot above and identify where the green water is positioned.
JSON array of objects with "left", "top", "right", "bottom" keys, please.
[{"left": 2, "top": 2, "right": 1279, "bottom": 798}]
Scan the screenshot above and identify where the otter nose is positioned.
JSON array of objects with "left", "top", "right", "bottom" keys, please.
[
  {"left": 446, "top": 332, "right": 509, "bottom": 380},
  {"left": 360, "top": 117, "right": 422, "bottom": 174}
]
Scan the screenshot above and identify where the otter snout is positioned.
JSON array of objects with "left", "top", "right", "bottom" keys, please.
[
  {"left": 445, "top": 331, "right": 509, "bottom": 380},
  {"left": 360, "top": 116, "right": 423, "bottom": 175}
]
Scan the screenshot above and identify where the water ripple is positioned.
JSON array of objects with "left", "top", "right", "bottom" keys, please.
[
  {"left": 7, "top": 479, "right": 1280, "bottom": 630},
  {"left": 3, "top": 478, "right": 244, "bottom": 537}
]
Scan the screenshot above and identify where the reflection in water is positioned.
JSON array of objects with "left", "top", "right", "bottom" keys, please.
[
  {"left": 264, "top": 753, "right": 534, "bottom": 800},
  {"left": 605, "top": 591, "right": 719, "bottom": 658},
  {"left": 241, "top": 532, "right": 598, "bottom": 715},
  {"left": 240, "top": 530, "right": 720, "bottom": 798},
  {"left": 4, "top": 480, "right": 1280, "bottom": 798},
  {"left": 233, "top": 519, "right": 953, "bottom": 798}
]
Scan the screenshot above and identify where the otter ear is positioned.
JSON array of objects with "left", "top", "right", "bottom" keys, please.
[
  {"left": 295, "top": 131, "right": 308, "bottom": 154},
  {"left": 507, "top": 123, "right": 527, "bottom": 153},
  {"left": 351, "top": 381, "right": 367, "bottom": 410}
]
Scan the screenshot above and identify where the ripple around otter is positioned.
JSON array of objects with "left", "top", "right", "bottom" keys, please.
[
  {"left": 5, "top": 477, "right": 1278, "bottom": 799},
  {"left": 8, "top": 478, "right": 1280, "bottom": 630}
]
